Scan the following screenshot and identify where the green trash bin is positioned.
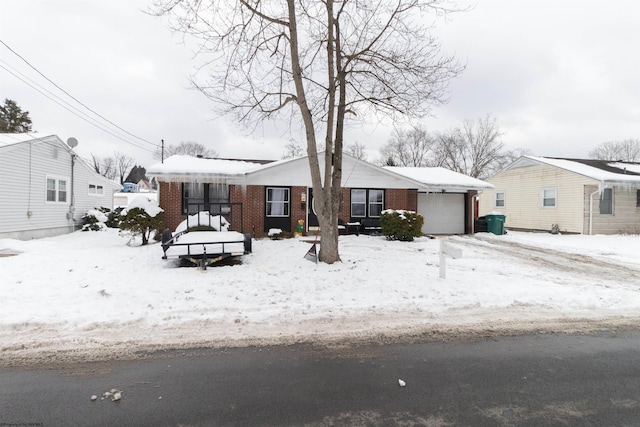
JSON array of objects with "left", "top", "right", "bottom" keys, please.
[{"left": 485, "top": 213, "right": 506, "bottom": 235}]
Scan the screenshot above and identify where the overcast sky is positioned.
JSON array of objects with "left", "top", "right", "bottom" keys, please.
[{"left": 2, "top": 1, "right": 639, "bottom": 168}]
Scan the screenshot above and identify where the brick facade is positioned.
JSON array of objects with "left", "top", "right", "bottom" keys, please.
[{"left": 158, "top": 181, "right": 418, "bottom": 238}]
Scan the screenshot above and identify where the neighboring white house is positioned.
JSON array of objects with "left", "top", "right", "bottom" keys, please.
[
  {"left": 0, "top": 134, "right": 121, "bottom": 239},
  {"left": 479, "top": 156, "right": 640, "bottom": 234}
]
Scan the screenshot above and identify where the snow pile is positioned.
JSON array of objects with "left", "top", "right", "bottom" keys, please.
[
  {"left": 1, "top": 229, "right": 639, "bottom": 364},
  {"left": 175, "top": 212, "right": 230, "bottom": 233},
  {"left": 121, "top": 196, "right": 163, "bottom": 217}
]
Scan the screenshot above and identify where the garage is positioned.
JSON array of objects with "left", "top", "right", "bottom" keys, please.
[{"left": 418, "top": 192, "right": 465, "bottom": 235}]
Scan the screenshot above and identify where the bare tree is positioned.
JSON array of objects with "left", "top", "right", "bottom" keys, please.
[
  {"left": 156, "top": 141, "right": 218, "bottom": 159},
  {"left": 589, "top": 139, "right": 640, "bottom": 162},
  {"left": 91, "top": 154, "right": 117, "bottom": 181},
  {"left": 434, "top": 114, "right": 507, "bottom": 179},
  {"left": 152, "top": 0, "right": 464, "bottom": 263},
  {"left": 282, "top": 141, "right": 304, "bottom": 159},
  {"left": 344, "top": 141, "right": 367, "bottom": 161},
  {"left": 379, "top": 125, "right": 437, "bottom": 167},
  {"left": 115, "top": 152, "right": 135, "bottom": 184}
]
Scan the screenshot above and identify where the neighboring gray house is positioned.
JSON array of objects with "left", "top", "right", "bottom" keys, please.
[{"left": 0, "top": 134, "right": 121, "bottom": 239}]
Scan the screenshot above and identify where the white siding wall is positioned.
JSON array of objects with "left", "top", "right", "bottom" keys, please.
[
  {"left": 246, "top": 156, "right": 417, "bottom": 189},
  {"left": 0, "top": 137, "right": 120, "bottom": 239},
  {"left": 479, "top": 163, "right": 597, "bottom": 233}
]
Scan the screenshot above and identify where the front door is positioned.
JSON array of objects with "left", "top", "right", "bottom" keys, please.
[{"left": 307, "top": 188, "right": 319, "bottom": 231}]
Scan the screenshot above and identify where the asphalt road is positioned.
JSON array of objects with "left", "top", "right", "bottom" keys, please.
[{"left": 2, "top": 332, "right": 640, "bottom": 426}]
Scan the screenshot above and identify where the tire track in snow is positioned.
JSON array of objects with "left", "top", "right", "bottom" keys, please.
[{"left": 451, "top": 235, "right": 640, "bottom": 285}]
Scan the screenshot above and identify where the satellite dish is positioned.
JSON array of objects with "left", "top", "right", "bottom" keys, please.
[{"left": 67, "top": 137, "right": 78, "bottom": 148}]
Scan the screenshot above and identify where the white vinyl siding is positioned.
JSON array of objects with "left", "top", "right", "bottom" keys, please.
[{"left": 0, "top": 136, "right": 119, "bottom": 239}]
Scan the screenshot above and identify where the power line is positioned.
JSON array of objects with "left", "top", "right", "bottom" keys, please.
[
  {"left": 0, "top": 62, "right": 157, "bottom": 153},
  {"left": 0, "top": 38, "right": 160, "bottom": 151}
]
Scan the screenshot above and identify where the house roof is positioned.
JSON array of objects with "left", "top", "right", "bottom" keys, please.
[
  {"left": 149, "top": 152, "right": 493, "bottom": 191},
  {"left": 384, "top": 166, "right": 494, "bottom": 191},
  {"left": 515, "top": 156, "right": 640, "bottom": 186},
  {"left": 0, "top": 133, "right": 121, "bottom": 189},
  {"left": 146, "top": 155, "right": 266, "bottom": 181},
  {"left": 0, "top": 133, "right": 55, "bottom": 148}
]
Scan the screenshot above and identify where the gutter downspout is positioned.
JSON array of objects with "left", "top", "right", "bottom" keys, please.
[{"left": 589, "top": 188, "right": 601, "bottom": 235}]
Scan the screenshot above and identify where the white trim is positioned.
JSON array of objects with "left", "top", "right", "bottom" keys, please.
[
  {"left": 540, "top": 187, "right": 556, "bottom": 208},
  {"left": 266, "top": 187, "right": 290, "bottom": 217},
  {"left": 45, "top": 174, "right": 69, "bottom": 204}
]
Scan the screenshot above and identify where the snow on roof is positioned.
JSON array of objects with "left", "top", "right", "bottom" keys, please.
[
  {"left": 384, "top": 166, "right": 494, "bottom": 190},
  {"left": 526, "top": 156, "right": 640, "bottom": 185},
  {"left": 147, "top": 155, "right": 266, "bottom": 178},
  {"left": 0, "top": 133, "right": 57, "bottom": 148}
]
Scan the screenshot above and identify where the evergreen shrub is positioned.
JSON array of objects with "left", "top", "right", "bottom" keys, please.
[{"left": 380, "top": 209, "right": 424, "bottom": 242}]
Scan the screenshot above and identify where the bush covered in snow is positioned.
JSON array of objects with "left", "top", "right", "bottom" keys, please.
[
  {"left": 119, "top": 197, "right": 165, "bottom": 245},
  {"left": 380, "top": 209, "right": 424, "bottom": 242},
  {"left": 82, "top": 209, "right": 108, "bottom": 231}
]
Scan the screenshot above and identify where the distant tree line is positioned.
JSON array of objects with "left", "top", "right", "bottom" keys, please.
[
  {"left": 589, "top": 139, "right": 640, "bottom": 162},
  {"left": 379, "top": 114, "right": 528, "bottom": 179}
]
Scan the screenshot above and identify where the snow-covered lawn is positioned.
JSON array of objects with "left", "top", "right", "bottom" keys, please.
[{"left": 1, "top": 229, "right": 639, "bottom": 364}]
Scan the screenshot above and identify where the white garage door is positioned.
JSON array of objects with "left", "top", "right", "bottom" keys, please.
[{"left": 418, "top": 193, "right": 465, "bottom": 235}]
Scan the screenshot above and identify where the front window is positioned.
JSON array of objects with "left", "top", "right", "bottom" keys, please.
[
  {"left": 266, "top": 187, "right": 290, "bottom": 217},
  {"left": 541, "top": 188, "right": 556, "bottom": 208},
  {"left": 182, "top": 183, "right": 229, "bottom": 214},
  {"left": 46, "top": 177, "right": 68, "bottom": 203},
  {"left": 351, "top": 189, "right": 384, "bottom": 217},
  {"left": 600, "top": 188, "right": 613, "bottom": 215},
  {"left": 368, "top": 189, "right": 384, "bottom": 217},
  {"left": 351, "top": 189, "right": 367, "bottom": 217},
  {"left": 495, "top": 191, "right": 505, "bottom": 207}
]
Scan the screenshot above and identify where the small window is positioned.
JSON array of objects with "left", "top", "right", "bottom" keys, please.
[
  {"left": 266, "top": 187, "right": 290, "bottom": 217},
  {"left": 495, "top": 191, "right": 505, "bottom": 207},
  {"left": 600, "top": 188, "right": 613, "bottom": 215},
  {"left": 47, "top": 178, "right": 57, "bottom": 202},
  {"left": 636, "top": 189, "right": 640, "bottom": 208},
  {"left": 89, "top": 184, "right": 104, "bottom": 195},
  {"left": 541, "top": 188, "right": 556, "bottom": 208},
  {"left": 46, "top": 177, "right": 68, "bottom": 203}
]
